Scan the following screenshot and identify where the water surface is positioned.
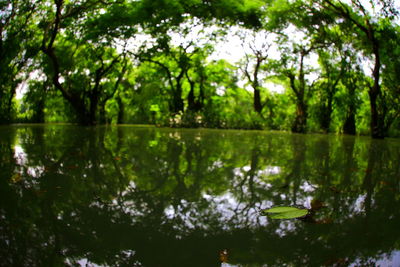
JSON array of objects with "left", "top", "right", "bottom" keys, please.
[{"left": 1, "top": 125, "right": 400, "bottom": 266}]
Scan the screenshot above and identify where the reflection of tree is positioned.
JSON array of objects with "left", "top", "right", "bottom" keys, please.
[{"left": 0, "top": 126, "right": 400, "bottom": 266}]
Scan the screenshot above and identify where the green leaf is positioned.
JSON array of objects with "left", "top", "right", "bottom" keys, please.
[{"left": 261, "top": 206, "right": 308, "bottom": 219}]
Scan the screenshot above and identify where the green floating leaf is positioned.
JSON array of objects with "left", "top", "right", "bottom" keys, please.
[{"left": 262, "top": 206, "right": 308, "bottom": 219}]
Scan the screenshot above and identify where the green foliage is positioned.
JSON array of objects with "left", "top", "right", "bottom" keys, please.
[{"left": 0, "top": 0, "right": 41, "bottom": 123}]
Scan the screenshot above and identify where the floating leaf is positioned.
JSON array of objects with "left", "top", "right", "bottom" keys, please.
[
  {"left": 219, "top": 249, "right": 228, "bottom": 263},
  {"left": 262, "top": 206, "right": 308, "bottom": 219}
]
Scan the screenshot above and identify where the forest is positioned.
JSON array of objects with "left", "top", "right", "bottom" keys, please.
[{"left": 1, "top": 0, "right": 399, "bottom": 138}]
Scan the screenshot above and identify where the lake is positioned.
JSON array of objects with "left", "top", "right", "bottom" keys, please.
[{"left": 1, "top": 124, "right": 400, "bottom": 266}]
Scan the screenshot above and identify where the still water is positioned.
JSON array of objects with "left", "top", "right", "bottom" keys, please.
[{"left": 1, "top": 125, "right": 400, "bottom": 267}]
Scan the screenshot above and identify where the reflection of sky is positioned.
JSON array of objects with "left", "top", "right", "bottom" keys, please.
[
  {"left": 240, "top": 165, "right": 281, "bottom": 176},
  {"left": 350, "top": 250, "right": 400, "bottom": 267},
  {"left": 158, "top": 163, "right": 322, "bottom": 234},
  {"left": 353, "top": 194, "right": 367, "bottom": 214},
  {"left": 377, "top": 251, "right": 400, "bottom": 267},
  {"left": 14, "top": 145, "right": 45, "bottom": 178},
  {"left": 14, "top": 145, "right": 27, "bottom": 166},
  {"left": 65, "top": 258, "right": 103, "bottom": 267},
  {"left": 202, "top": 193, "right": 268, "bottom": 227}
]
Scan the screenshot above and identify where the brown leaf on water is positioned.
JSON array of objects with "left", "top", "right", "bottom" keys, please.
[
  {"left": 324, "top": 257, "right": 348, "bottom": 266},
  {"left": 379, "top": 181, "right": 396, "bottom": 191},
  {"left": 10, "top": 173, "right": 22, "bottom": 183},
  {"left": 35, "top": 190, "right": 47, "bottom": 197},
  {"left": 329, "top": 186, "right": 340, "bottom": 193},
  {"left": 380, "top": 181, "right": 390, "bottom": 186},
  {"left": 44, "top": 166, "right": 52, "bottom": 172},
  {"left": 66, "top": 165, "right": 78, "bottom": 170},
  {"left": 311, "top": 199, "right": 325, "bottom": 211},
  {"left": 316, "top": 217, "right": 333, "bottom": 224},
  {"left": 219, "top": 249, "right": 228, "bottom": 263}
]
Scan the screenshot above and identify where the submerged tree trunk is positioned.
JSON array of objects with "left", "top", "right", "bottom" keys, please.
[
  {"left": 32, "top": 97, "right": 45, "bottom": 123},
  {"left": 292, "top": 101, "right": 308, "bottom": 133},
  {"left": 98, "top": 103, "right": 107, "bottom": 124},
  {"left": 242, "top": 52, "right": 266, "bottom": 115},
  {"left": 319, "top": 62, "right": 343, "bottom": 133},
  {"left": 171, "top": 76, "right": 184, "bottom": 114},
  {"left": 254, "top": 88, "right": 262, "bottom": 114},
  {"left": 288, "top": 48, "right": 310, "bottom": 134},
  {"left": 186, "top": 72, "right": 197, "bottom": 112},
  {"left": 186, "top": 71, "right": 205, "bottom": 113},
  {"left": 343, "top": 83, "right": 357, "bottom": 135},
  {"left": 343, "top": 112, "right": 356, "bottom": 135},
  {"left": 368, "top": 52, "right": 385, "bottom": 138},
  {"left": 0, "top": 74, "right": 26, "bottom": 123},
  {"left": 320, "top": 97, "right": 333, "bottom": 133},
  {"left": 369, "top": 44, "right": 384, "bottom": 138},
  {"left": 171, "top": 89, "right": 184, "bottom": 114},
  {"left": 117, "top": 96, "right": 124, "bottom": 124},
  {"left": 323, "top": 0, "right": 385, "bottom": 138},
  {"left": 89, "top": 92, "right": 99, "bottom": 125}
]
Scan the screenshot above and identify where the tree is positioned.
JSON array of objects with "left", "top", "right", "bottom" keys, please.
[
  {"left": 379, "top": 24, "right": 400, "bottom": 135},
  {"left": 40, "top": 0, "right": 129, "bottom": 125},
  {"left": 319, "top": 0, "right": 399, "bottom": 138},
  {"left": 314, "top": 48, "right": 345, "bottom": 133},
  {"left": 0, "top": 0, "right": 38, "bottom": 123},
  {"left": 239, "top": 30, "right": 274, "bottom": 115},
  {"left": 264, "top": 0, "right": 335, "bottom": 133},
  {"left": 138, "top": 43, "right": 197, "bottom": 115},
  {"left": 278, "top": 41, "right": 321, "bottom": 133},
  {"left": 134, "top": 16, "right": 220, "bottom": 120},
  {"left": 340, "top": 51, "right": 365, "bottom": 135}
]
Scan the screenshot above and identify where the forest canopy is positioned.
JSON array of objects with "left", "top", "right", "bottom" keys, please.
[{"left": 1, "top": 0, "right": 399, "bottom": 138}]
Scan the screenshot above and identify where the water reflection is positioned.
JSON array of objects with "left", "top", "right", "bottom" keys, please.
[{"left": 1, "top": 125, "right": 400, "bottom": 266}]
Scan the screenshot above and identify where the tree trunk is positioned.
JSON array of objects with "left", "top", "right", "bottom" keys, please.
[
  {"left": 33, "top": 97, "right": 45, "bottom": 123},
  {"left": 98, "top": 103, "right": 106, "bottom": 124},
  {"left": 117, "top": 96, "right": 124, "bottom": 124},
  {"left": 343, "top": 112, "right": 356, "bottom": 135},
  {"left": 320, "top": 97, "right": 333, "bottom": 133},
  {"left": 187, "top": 78, "right": 196, "bottom": 112},
  {"left": 292, "top": 101, "right": 307, "bottom": 133},
  {"left": 171, "top": 83, "right": 184, "bottom": 114},
  {"left": 88, "top": 93, "right": 98, "bottom": 125},
  {"left": 254, "top": 88, "right": 262, "bottom": 114},
  {"left": 343, "top": 84, "right": 356, "bottom": 135},
  {"left": 369, "top": 42, "right": 384, "bottom": 138},
  {"left": 291, "top": 49, "right": 308, "bottom": 134}
]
